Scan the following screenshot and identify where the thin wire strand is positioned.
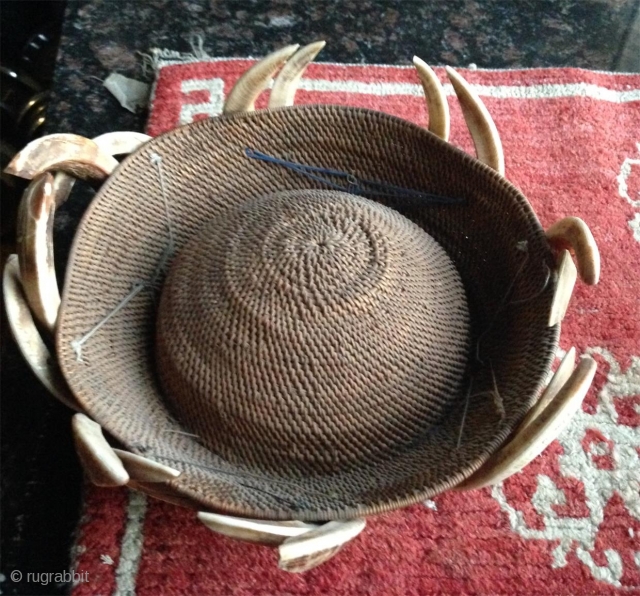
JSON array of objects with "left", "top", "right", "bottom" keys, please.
[
  {"left": 164, "top": 430, "right": 200, "bottom": 438},
  {"left": 489, "top": 360, "right": 505, "bottom": 420},
  {"left": 149, "top": 152, "right": 175, "bottom": 250},
  {"left": 71, "top": 282, "right": 146, "bottom": 361},
  {"left": 509, "top": 263, "right": 552, "bottom": 305},
  {"left": 153, "top": 454, "right": 321, "bottom": 506},
  {"left": 245, "top": 147, "right": 466, "bottom": 205},
  {"left": 475, "top": 242, "right": 530, "bottom": 364},
  {"left": 456, "top": 379, "right": 473, "bottom": 449},
  {"left": 71, "top": 155, "right": 175, "bottom": 361}
]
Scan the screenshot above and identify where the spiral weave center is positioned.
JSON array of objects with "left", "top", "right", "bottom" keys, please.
[{"left": 156, "top": 189, "right": 470, "bottom": 475}]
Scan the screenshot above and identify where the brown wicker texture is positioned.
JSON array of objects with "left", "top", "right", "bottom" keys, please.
[
  {"left": 156, "top": 189, "right": 470, "bottom": 475},
  {"left": 56, "top": 105, "right": 558, "bottom": 520}
]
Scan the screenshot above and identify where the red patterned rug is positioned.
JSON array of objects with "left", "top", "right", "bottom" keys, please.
[{"left": 70, "top": 57, "right": 640, "bottom": 595}]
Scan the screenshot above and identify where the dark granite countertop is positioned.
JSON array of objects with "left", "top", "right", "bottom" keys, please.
[
  {"left": 50, "top": 0, "right": 639, "bottom": 138},
  {"left": 2, "top": 1, "right": 639, "bottom": 594}
]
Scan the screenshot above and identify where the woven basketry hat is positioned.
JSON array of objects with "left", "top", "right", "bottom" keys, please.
[{"left": 4, "top": 43, "right": 600, "bottom": 572}]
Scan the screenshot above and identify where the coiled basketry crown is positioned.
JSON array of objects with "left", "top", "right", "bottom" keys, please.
[{"left": 156, "top": 189, "right": 470, "bottom": 475}]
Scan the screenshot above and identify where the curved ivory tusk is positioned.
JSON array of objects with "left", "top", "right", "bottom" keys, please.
[
  {"left": 198, "top": 512, "right": 318, "bottom": 546},
  {"left": 16, "top": 173, "right": 59, "bottom": 332},
  {"left": 517, "top": 347, "right": 576, "bottom": 433},
  {"left": 93, "top": 131, "right": 152, "bottom": 156},
  {"left": 18, "top": 131, "right": 153, "bottom": 333},
  {"left": 548, "top": 249, "right": 578, "bottom": 327},
  {"left": 72, "top": 414, "right": 130, "bottom": 487},
  {"left": 457, "top": 356, "right": 596, "bottom": 490},
  {"left": 223, "top": 44, "right": 300, "bottom": 114},
  {"left": 278, "top": 519, "right": 366, "bottom": 573},
  {"left": 4, "top": 134, "right": 119, "bottom": 181},
  {"left": 412, "top": 56, "right": 450, "bottom": 141},
  {"left": 268, "top": 40, "right": 326, "bottom": 108},
  {"left": 113, "top": 449, "right": 181, "bottom": 483},
  {"left": 51, "top": 172, "right": 76, "bottom": 207},
  {"left": 52, "top": 132, "right": 151, "bottom": 207},
  {"left": 546, "top": 217, "right": 600, "bottom": 285},
  {"left": 3, "top": 255, "right": 80, "bottom": 410},
  {"left": 445, "top": 66, "right": 505, "bottom": 175}
]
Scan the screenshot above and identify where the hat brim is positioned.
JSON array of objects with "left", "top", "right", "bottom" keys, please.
[{"left": 57, "top": 105, "right": 558, "bottom": 520}]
